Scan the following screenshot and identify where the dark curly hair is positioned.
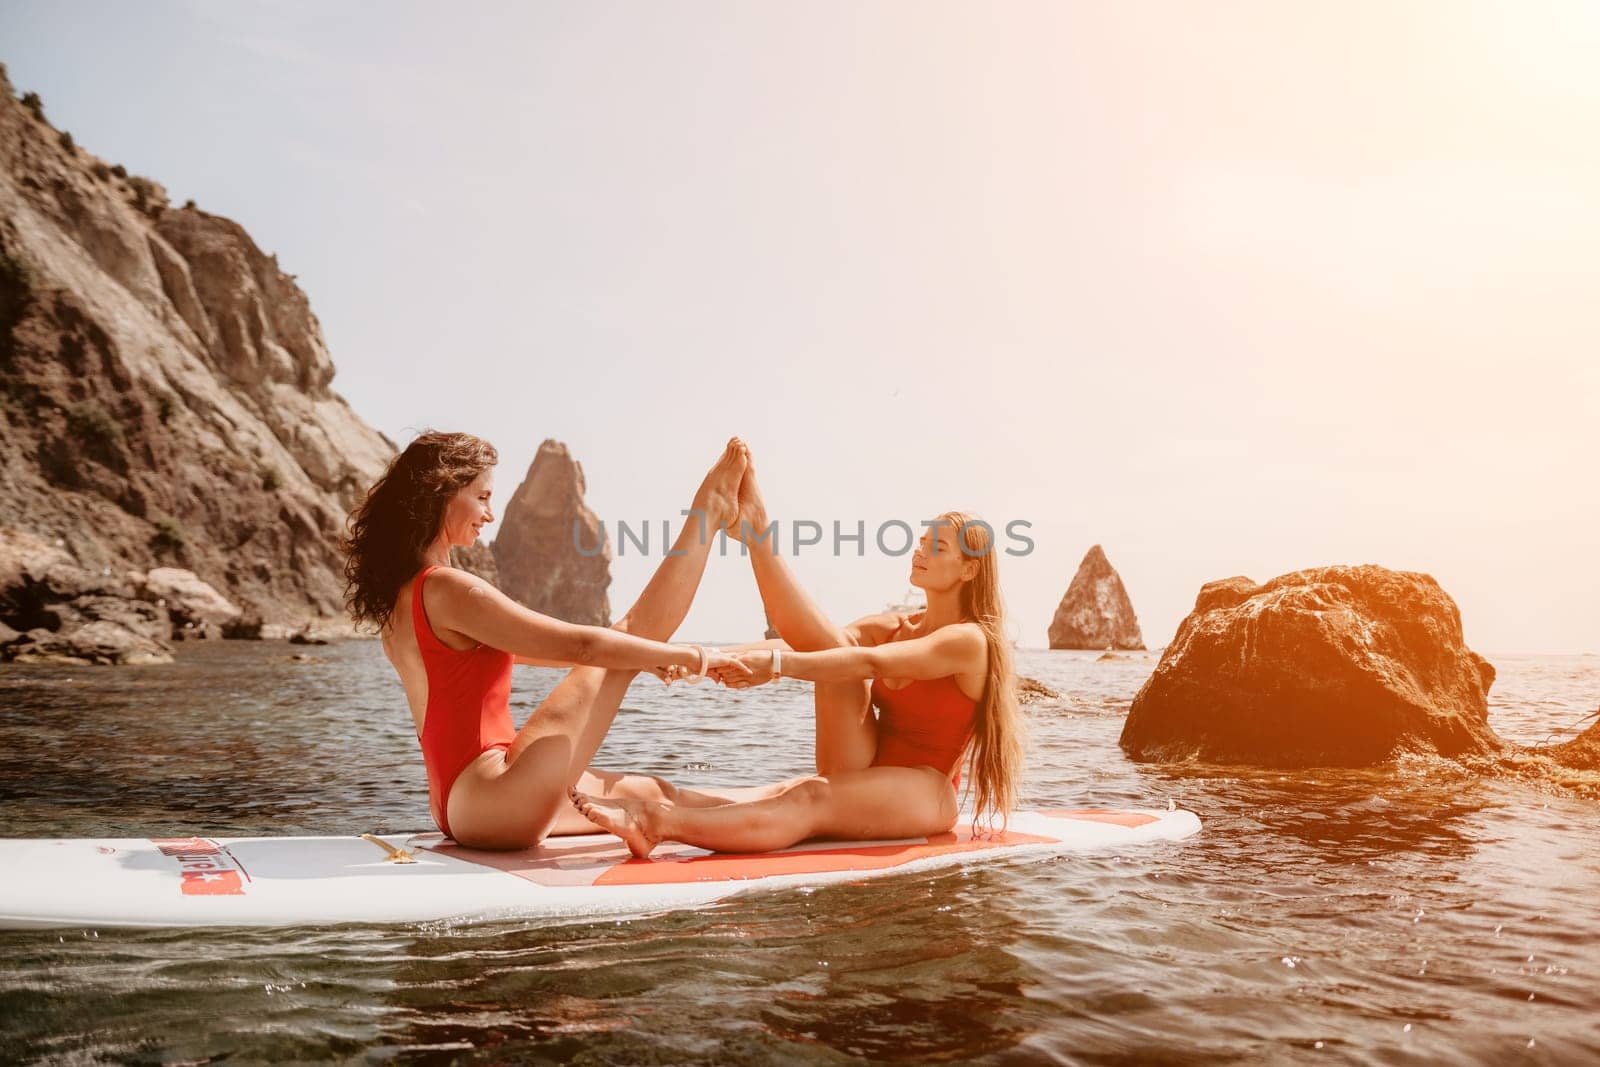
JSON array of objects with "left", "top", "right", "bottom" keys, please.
[{"left": 341, "top": 430, "right": 498, "bottom": 630}]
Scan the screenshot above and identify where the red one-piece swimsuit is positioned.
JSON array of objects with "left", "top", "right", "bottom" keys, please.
[
  {"left": 868, "top": 675, "right": 979, "bottom": 786},
  {"left": 411, "top": 565, "right": 515, "bottom": 839}
]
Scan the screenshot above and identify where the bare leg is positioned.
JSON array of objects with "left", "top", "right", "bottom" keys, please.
[
  {"left": 572, "top": 766, "right": 958, "bottom": 857},
  {"left": 446, "top": 439, "right": 745, "bottom": 848},
  {"left": 731, "top": 447, "right": 878, "bottom": 773},
  {"left": 732, "top": 446, "right": 848, "bottom": 651}
]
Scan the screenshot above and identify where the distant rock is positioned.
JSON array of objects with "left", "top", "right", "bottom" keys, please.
[
  {"left": 8, "top": 618, "right": 172, "bottom": 666},
  {"left": 1016, "top": 675, "right": 1060, "bottom": 705},
  {"left": 0, "top": 65, "right": 393, "bottom": 645},
  {"left": 491, "top": 440, "right": 611, "bottom": 625},
  {"left": 450, "top": 540, "right": 499, "bottom": 586},
  {"left": 763, "top": 612, "right": 779, "bottom": 641},
  {"left": 1, "top": 526, "right": 256, "bottom": 660},
  {"left": 143, "top": 566, "right": 241, "bottom": 631},
  {"left": 0, "top": 529, "right": 75, "bottom": 620},
  {"left": 42, "top": 593, "right": 169, "bottom": 645},
  {"left": 222, "top": 613, "right": 265, "bottom": 640},
  {"left": 1543, "top": 715, "right": 1600, "bottom": 773},
  {"left": 1048, "top": 545, "right": 1145, "bottom": 650},
  {"left": 0, "top": 527, "right": 163, "bottom": 662},
  {"left": 1120, "top": 565, "right": 1503, "bottom": 766}
]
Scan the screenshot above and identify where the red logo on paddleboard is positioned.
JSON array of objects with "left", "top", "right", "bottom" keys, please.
[{"left": 151, "top": 837, "right": 246, "bottom": 896}]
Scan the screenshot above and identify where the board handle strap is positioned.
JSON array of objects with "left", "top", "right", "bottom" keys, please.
[{"left": 359, "top": 834, "right": 416, "bottom": 864}]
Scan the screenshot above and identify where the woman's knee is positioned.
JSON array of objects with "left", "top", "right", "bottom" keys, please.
[
  {"left": 815, "top": 679, "right": 872, "bottom": 724},
  {"left": 780, "top": 775, "right": 831, "bottom": 813}
]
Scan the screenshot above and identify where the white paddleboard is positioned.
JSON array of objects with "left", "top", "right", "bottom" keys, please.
[{"left": 0, "top": 808, "right": 1200, "bottom": 930}]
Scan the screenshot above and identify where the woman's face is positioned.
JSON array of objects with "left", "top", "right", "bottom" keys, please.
[
  {"left": 910, "top": 520, "right": 977, "bottom": 593},
  {"left": 441, "top": 468, "right": 495, "bottom": 547}
]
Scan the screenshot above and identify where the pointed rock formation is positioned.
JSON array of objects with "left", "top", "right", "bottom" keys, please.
[
  {"left": 491, "top": 440, "right": 610, "bottom": 625},
  {"left": 0, "top": 66, "right": 393, "bottom": 645},
  {"left": 1047, "top": 545, "right": 1145, "bottom": 650}
]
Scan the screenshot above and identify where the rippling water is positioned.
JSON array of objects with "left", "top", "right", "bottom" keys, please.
[{"left": 1, "top": 645, "right": 1596, "bottom": 1063}]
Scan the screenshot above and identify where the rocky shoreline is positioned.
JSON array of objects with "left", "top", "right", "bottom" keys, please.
[
  {"left": 0, "top": 527, "right": 364, "bottom": 665},
  {"left": 0, "top": 65, "right": 393, "bottom": 655}
]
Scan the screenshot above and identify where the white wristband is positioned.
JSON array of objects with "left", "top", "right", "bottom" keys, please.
[
  {"left": 771, "top": 648, "right": 781, "bottom": 679},
  {"left": 685, "top": 644, "right": 707, "bottom": 685}
]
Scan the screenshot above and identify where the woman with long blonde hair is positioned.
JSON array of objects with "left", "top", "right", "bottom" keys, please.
[{"left": 573, "top": 442, "right": 1025, "bottom": 856}]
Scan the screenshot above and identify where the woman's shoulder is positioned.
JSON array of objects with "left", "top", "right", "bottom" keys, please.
[
  {"left": 396, "top": 565, "right": 474, "bottom": 622},
  {"left": 412, "top": 565, "right": 510, "bottom": 630},
  {"left": 930, "top": 618, "right": 985, "bottom": 642},
  {"left": 415, "top": 564, "right": 495, "bottom": 598},
  {"left": 892, "top": 615, "right": 983, "bottom": 646}
]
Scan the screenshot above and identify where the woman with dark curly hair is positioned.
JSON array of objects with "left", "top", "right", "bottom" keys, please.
[{"left": 342, "top": 432, "right": 750, "bottom": 849}]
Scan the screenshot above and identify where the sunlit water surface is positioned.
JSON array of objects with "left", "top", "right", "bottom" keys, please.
[{"left": 1, "top": 645, "right": 1596, "bottom": 1064}]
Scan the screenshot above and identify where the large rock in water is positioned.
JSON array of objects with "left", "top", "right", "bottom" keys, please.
[
  {"left": 1120, "top": 565, "right": 1504, "bottom": 766},
  {"left": 1546, "top": 720, "right": 1600, "bottom": 772},
  {"left": 491, "top": 440, "right": 610, "bottom": 625},
  {"left": 1048, "top": 545, "right": 1145, "bottom": 650},
  {"left": 0, "top": 66, "right": 393, "bottom": 636}
]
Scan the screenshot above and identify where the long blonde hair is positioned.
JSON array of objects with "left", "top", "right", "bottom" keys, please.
[{"left": 938, "top": 510, "right": 1025, "bottom": 831}]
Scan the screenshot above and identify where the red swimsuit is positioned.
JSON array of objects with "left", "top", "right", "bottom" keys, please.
[
  {"left": 411, "top": 565, "right": 515, "bottom": 839},
  {"left": 868, "top": 675, "right": 979, "bottom": 785}
]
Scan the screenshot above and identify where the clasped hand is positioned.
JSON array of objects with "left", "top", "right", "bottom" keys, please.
[{"left": 653, "top": 648, "right": 774, "bottom": 688}]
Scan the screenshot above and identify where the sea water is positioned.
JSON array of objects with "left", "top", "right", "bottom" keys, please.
[{"left": 1, "top": 645, "right": 1596, "bottom": 1063}]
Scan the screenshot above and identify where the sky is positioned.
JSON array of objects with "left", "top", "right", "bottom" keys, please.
[{"left": 3, "top": 1, "right": 1597, "bottom": 652}]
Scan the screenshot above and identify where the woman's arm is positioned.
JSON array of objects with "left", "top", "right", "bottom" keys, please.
[
  {"left": 510, "top": 653, "right": 582, "bottom": 668},
  {"left": 720, "top": 638, "right": 792, "bottom": 654},
  {"left": 427, "top": 569, "right": 730, "bottom": 675},
  {"left": 840, "top": 611, "right": 916, "bottom": 648},
  {"left": 717, "top": 614, "right": 901, "bottom": 658},
  {"left": 719, "top": 623, "right": 985, "bottom": 687}
]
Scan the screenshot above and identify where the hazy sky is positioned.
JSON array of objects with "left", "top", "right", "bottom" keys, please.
[{"left": 4, "top": 2, "right": 1597, "bottom": 652}]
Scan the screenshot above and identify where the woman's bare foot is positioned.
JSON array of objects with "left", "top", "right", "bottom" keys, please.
[
  {"left": 732, "top": 444, "right": 772, "bottom": 544},
  {"left": 569, "top": 788, "right": 664, "bottom": 859},
  {"left": 691, "top": 438, "right": 747, "bottom": 540}
]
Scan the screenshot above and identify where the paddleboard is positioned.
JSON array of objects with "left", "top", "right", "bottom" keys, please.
[{"left": 0, "top": 808, "right": 1200, "bottom": 930}]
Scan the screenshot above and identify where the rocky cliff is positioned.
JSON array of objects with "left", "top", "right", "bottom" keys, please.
[
  {"left": 1047, "top": 544, "right": 1146, "bottom": 650},
  {"left": 0, "top": 66, "right": 393, "bottom": 654},
  {"left": 492, "top": 439, "right": 611, "bottom": 626}
]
